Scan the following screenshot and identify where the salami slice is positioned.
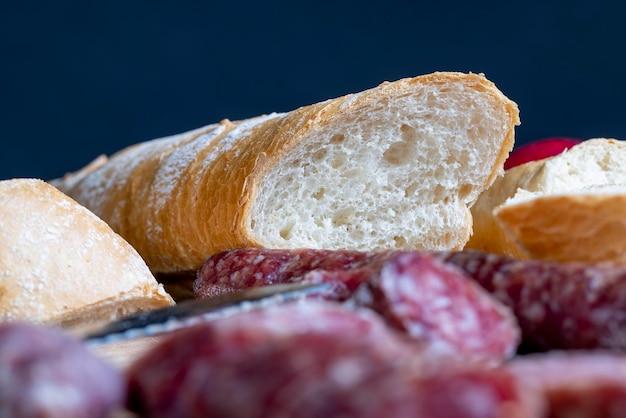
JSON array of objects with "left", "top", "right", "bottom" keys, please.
[
  {"left": 508, "top": 351, "right": 626, "bottom": 418},
  {"left": 0, "top": 322, "right": 126, "bottom": 418},
  {"left": 439, "top": 250, "right": 626, "bottom": 351},
  {"left": 194, "top": 247, "right": 377, "bottom": 297},
  {"left": 128, "top": 301, "right": 538, "bottom": 418},
  {"left": 195, "top": 248, "right": 520, "bottom": 364}
]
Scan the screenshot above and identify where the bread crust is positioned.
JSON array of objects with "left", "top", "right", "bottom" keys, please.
[
  {"left": 53, "top": 72, "right": 519, "bottom": 274},
  {"left": 495, "top": 192, "right": 626, "bottom": 263},
  {"left": 0, "top": 179, "right": 174, "bottom": 325}
]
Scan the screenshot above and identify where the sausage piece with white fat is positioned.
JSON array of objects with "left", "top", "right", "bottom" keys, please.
[
  {"left": 439, "top": 249, "right": 626, "bottom": 351},
  {"left": 195, "top": 248, "right": 520, "bottom": 364},
  {"left": 128, "top": 301, "right": 539, "bottom": 418},
  {"left": 508, "top": 351, "right": 626, "bottom": 418}
]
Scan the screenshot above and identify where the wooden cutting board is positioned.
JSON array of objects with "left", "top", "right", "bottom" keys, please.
[
  {"left": 86, "top": 277, "right": 195, "bottom": 369},
  {"left": 90, "top": 336, "right": 168, "bottom": 418},
  {"left": 89, "top": 335, "right": 166, "bottom": 370}
]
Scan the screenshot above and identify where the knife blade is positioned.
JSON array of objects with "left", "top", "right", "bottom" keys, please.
[{"left": 82, "top": 282, "right": 330, "bottom": 345}]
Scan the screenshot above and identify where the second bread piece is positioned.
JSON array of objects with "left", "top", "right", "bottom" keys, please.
[
  {"left": 467, "top": 138, "right": 626, "bottom": 263},
  {"left": 53, "top": 72, "right": 520, "bottom": 274}
]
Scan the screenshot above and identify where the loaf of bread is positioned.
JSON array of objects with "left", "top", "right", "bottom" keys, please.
[
  {"left": 52, "top": 72, "right": 520, "bottom": 274},
  {"left": 0, "top": 178, "right": 174, "bottom": 327},
  {"left": 467, "top": 138, "right": 626, "bottom": 263}
]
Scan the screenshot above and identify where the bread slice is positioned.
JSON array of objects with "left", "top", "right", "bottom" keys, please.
[
  {"left": 52, "top": 72, "right": 520, "bottom": 274},
  {"left": 466, "top": 138, "right": 626, "bottom": 262},
  {"left": 0, "top": 179, "right": 174, "bottom": 327}
]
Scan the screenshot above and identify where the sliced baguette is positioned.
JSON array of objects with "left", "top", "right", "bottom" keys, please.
[
  {"left": 467, "top": 138, "right": 626, "bottom": 262},
  {"left": 52, "top": 72, "right": 520, "bottom": 274},
  {"left": 0, "top": 178, "right": 174, "bottom": 327}
]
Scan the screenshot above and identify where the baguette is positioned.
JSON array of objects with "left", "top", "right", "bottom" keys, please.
[
  {"left": 466, "top": 138, "right": 626, "bottom": 263},
  {"left": 52, "top": 72, "right": 520, "bottom": 274},
  {"left": 0, "top": 178, "right": 174, "bottom": 327}
]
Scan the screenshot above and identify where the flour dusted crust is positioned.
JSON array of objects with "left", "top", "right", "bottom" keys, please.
[
  {"left": 0, "top": 179, "right": 174, "bottom": 326},
  {"left": 53, "top": 72, "right": 520, "bottom": 274},
  {"left": 467, "top": 138, "right": 626, "bottom": 263}
]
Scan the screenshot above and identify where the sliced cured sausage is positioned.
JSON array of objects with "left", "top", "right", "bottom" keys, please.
[
  {"left": 0, "top": 322, "right": 126, "bottom": 418},
  {"left": 439, "top": 250, "right": 626, "bottom": 351},
  {"left": 128, "top": 301, "right": 538, "bottom": 418},
  {"left": 194, "top": 247, "right": 376, "bottom": 297},
  {"left": 195, "top": 248, "right": 520, "bottom": 364},
  {"left": 508, "top": 351, "right": 626, "bottom": 418}
]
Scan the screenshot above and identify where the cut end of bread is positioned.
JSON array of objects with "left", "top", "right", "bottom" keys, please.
[
  {"left": 249, "top": 72, "right": 519, "bottom": 251},
  {"left": 510, "top": 138, "right": 626, "bottom": 197}
]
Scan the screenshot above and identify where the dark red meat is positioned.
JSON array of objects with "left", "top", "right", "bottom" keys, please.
[
  {"left": 0, "top": 322, "right": 126, "bottom": 418},
  {"left": 128, "top": 301, "right": 539, "bottom": 418},
  {"left": 195, "top": 248, "right": 520, "bottom": 364},
  {"left": 507, "top": 351, "right": 626, "bottom": 418},
  {"left": 439, "top": 250, "right": 626, "bottom": 352},
  {"left": 194, "top": 247, "right": 377, "bottom": 297}
]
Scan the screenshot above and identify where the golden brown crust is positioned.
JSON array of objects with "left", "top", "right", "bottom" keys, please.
[
  {"left": 495, "top": 192, "right": 626, "bottom": 263},
  {"left": 53, "top": 72, "right": 519, "bottom": 274},
  {"left": 0, "top": 178, "right": 174, "bottom": 325}
]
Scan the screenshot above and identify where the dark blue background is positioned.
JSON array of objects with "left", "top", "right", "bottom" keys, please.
[{"left": 2, "top": 0, "right": 625, "bottom": 181}]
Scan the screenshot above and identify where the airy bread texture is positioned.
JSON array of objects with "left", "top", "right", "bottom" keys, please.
[
  {"left": 0, "top": 179, "right": 174, "bottom": 327},
  {"left": 467, "top": 138, "right": 626, "bottom": 263},
  {"left": 53, "top": 72, "right": 519, "bottom": 274}
]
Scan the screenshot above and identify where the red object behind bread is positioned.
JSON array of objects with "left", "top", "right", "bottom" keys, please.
[{"left": 504, "top": 137, "right": 581, "bottom": 170}]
